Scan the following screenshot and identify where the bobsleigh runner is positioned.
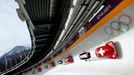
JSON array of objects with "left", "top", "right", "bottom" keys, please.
[{"left": 79, "top": 41, "right": 118, "bottom": 61}]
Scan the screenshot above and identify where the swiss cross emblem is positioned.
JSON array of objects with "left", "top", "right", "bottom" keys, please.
[{"left": 98, "top": 48, "right": 105, "bottom": 56}]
